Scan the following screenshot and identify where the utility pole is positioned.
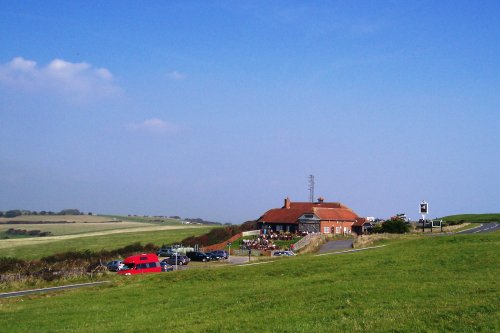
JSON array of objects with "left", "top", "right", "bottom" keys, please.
[{"left": 308, "top": 175, "right": 315, "bottom": 202}]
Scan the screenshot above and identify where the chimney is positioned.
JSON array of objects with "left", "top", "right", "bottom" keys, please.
[
  {"left": 284, "top": 197, "right": 291, "bottom": 209},
  {"left": 317, "top": 197, "right": 324, "bottom": 203}
]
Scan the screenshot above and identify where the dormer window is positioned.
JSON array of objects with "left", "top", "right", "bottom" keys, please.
[{"left": 304, "top": 214, "right": 314, "bottom": 219}]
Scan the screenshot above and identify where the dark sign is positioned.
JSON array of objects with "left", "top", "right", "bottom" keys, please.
[{"left": 420, "top": 203, "right": 428, "bottom": 214}]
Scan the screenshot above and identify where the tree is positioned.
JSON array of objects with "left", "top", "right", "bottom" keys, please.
[
  {"left": 381, "top": 219, "right": 410, "bottom": 233},
  {"left": 5, "top": 210, "right": 22, "bottom": 218},
  {"left": 58, "top": 209, "right": 81, "bottom": 215}
]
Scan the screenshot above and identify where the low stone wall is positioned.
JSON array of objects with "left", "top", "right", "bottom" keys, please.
[{"left": 293, "top": 233, "right": 321, "bottom": 251}]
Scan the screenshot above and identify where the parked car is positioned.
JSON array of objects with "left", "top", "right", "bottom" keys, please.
[
  {"left": 160, "top": 261, "right": 174, "bottom": 272},
  {"left": 118, "top": 253, "right": 162, "bottom": 275},
  {"left": 209, "top": 250, "right": 229, "bottom": 259},
  {"left": 157, "top": 249, "right": 175, "bottom": 257},
  {"left": 186, "top": 251, "right": 211, "bottom": 262},
  {"left": 206, "top": 251, "right": 223, "bottom": 261},
  {"left": 273, "top": 251, "right": 296, "bottom": 257},
  {"left": 106, "top": 260, "right": 124, "bottom": 272},
  {"left": 163, "top": 255, "right": 190, "bottom": 266}
]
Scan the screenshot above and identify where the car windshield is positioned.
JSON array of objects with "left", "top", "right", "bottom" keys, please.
[{"left": 122, "top": 263, "right": 135, "bottom": 270}]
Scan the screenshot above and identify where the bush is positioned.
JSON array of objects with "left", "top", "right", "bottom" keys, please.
[
  {"left": 379, "top": 219, "right": 410, "bottom": 234},
  {"left": 0, "top": 257, "right": 26, "bottom": 274},
  {"left": 5, "top": 210, "right": 22, "bottom": 218}
]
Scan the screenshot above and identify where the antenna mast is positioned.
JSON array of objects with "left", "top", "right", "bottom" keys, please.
[{"left": 308, "top": 175, "right": 315, "bottom": 202}]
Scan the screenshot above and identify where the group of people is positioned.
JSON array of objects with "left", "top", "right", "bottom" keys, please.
[{"left": 240, "top": 231, "right": 297, "bottom": 252}]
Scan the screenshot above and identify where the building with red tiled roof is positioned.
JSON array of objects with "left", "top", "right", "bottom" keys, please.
[{"left": 257, "top": 197, "right": 365, "bottom": 235}]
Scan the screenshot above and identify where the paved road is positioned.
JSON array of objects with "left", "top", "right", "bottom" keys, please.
[
  {"left": 318, "top": 222, "right": 499, "bottom": 254},
  {"left": 456, "top": 222, "right": 500, "bottom": 234},
  {"left": 318, "top": 239, "right": 353, "bottom": 253},
  {"left": 0, "top": 281, "right": 109, "bottom": 299}
]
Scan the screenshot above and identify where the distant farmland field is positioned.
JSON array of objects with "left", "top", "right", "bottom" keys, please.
[
  {"left": 0, "top": 225, "right": 214, "bottom": 259},
  {"left": 0, "top": 221, "right": 151, "bottom": 237},
  {"left": 0, "top": 214, "right": 119, "bottom": 224}
]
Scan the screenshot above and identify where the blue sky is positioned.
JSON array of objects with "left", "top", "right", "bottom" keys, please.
[{"left": 1, "top": 1, "right": 499, "bottom": 223}]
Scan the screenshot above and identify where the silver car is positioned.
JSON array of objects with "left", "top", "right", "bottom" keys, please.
[{"left": 106, "top": 260, "right": 124, "bottom": 271}]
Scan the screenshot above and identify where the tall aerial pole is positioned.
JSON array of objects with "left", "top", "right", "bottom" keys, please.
[{"left": 308, "top": 175, "right": 315, "bottom": 202}]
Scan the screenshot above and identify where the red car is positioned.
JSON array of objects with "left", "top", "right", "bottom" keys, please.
[{"left": 117, "top": 253, "right": 162, "bottom": 275}]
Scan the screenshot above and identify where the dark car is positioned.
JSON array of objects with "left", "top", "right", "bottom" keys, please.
[
  {"left": 210, "top": 250, "right": 229, "bottom": 259},
  {"left": 186, "top": 251, "right": 211, "bottom": 262},
  {"left": 206, "top": 251, "right": 223, "bottom": 261},
  {"left": 163, "top": 255, "right": 190, "bottom": 266}
]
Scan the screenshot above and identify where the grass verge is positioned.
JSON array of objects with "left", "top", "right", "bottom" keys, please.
[{"left": 2, "top": 231, "right": 498, "bottom": 332}]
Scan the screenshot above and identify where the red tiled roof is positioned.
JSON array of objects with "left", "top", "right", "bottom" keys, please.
[
  {"left": 314, "top": 207, "right": 358, "bottom": 221},
  {"left": 258, "top": 208, "right": 305, "bottom": 224},
  {"left": 258, "top": 199, "right": 360, "bottom": 224},
  {"left": 352, "top": 217, "right": 368, "bottom": 226}
]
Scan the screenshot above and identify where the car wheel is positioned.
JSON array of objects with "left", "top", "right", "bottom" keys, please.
[{"left": 178, "top": 262, "right": 183, "bottom": 266}]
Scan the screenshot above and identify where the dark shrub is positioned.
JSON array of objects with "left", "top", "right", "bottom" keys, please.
[
  {"left": 380, "top": 219, "right": 410, "bottom": 233},
  {"left": 0, "top": 257, "right": 26, "bottom": 274}
]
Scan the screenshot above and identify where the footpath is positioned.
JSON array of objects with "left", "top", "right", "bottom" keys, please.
[{"left": 318, "top": 239, "right": 353, "bottom": 254}]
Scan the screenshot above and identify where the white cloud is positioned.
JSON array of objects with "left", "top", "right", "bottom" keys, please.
[
  {"left": 126, "top": 118, "right": 180, "bottom": 135},
  {"left": 167, "top": 70, "right": 186, "bottom": 80},
  {"left": 0, "top": 57, "right": 121, "bottom": 103}
]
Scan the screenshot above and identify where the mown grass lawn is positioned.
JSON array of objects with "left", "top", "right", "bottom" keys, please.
[
  {"left": 0, "top": 226, "right": 214, "bottom": 260},
  {"left": 1, "top": 232, "right": 498, "bottom": 332}
]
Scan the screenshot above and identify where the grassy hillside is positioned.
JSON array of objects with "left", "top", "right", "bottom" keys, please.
[
  {"left": 1, "top": 232, "right": 498, "bottom": 332},
  {"left": 0, "top": 226, "right": 214, "bottom": 260},
  {"left": 441, "top": 213, "right": 500, "bottom": 223}
]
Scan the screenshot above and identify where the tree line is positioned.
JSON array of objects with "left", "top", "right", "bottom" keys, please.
[{"left": 0, "top": 209, "right": 90, "bottom": 218}]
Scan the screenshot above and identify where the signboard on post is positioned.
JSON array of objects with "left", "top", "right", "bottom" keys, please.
[
  {"left": 420, "top": 201, "right": 428, "bottom": 233},
  {"left": 419, "top": 202, "right": 429, "bottom": 214},
  {"left": 432, "top": 219, "right": 442, "bottom": 228}
]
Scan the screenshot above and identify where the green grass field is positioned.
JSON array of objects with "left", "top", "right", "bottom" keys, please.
[
  {"left": 0, "top": 214, "right": 188, "bottom": 238},
  {"left": 1, "top": 232, "right": 498, "bottom": 332},
  {"left": 0, "top": 221, "right": 151, "bottom": 237},
  {"left": 0, "top": 226, "right": 214, "bottom": 259},
  {"left": 441, "top": 213, "right": 500, "bottom": 223},
  {"left": 101, "top": 215, "right": 184, "bottom": 225}
]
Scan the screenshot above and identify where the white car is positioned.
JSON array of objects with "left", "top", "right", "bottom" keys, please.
[{"left": 273, "top": 251, "right": 296, "bottom": 256}]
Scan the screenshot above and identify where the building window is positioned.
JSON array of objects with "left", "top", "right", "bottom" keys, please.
[
  {"left": 323, "top": 227, "right": 330, "bottom": 234},
  {"left": 336, "top": 227, "right": 340, "bottom": 234},
  {"left": 304, "top": 214, "right": 314, "bottom": 219}
]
